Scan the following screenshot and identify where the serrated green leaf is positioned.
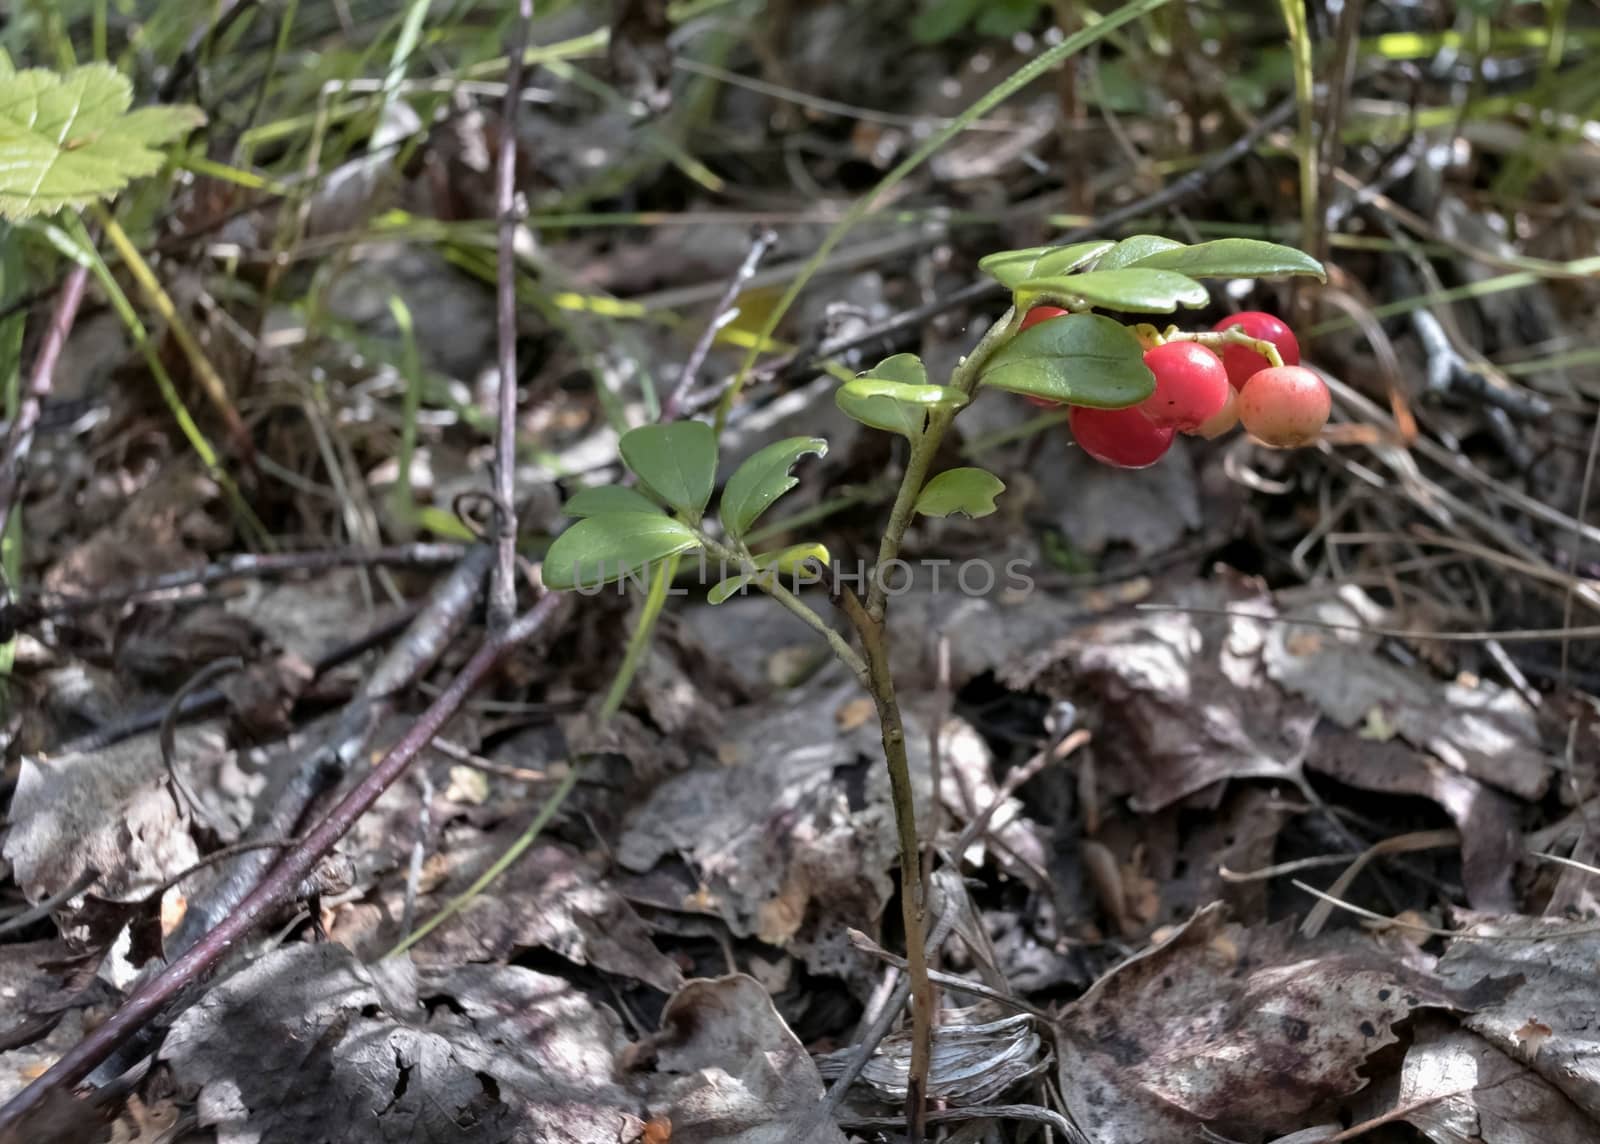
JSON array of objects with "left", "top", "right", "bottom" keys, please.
[
  {"left": 542, "top": 512, "right": 700, "bottom": 590},
  {"left": 836, "top": 377, "right": 967, "bottom": 438},
  {"left": 979, "top": 312, "right": 1154, "bottom": 407},
  {"left": 618, "top": 421, "right": 717, "bottom": 519},
  {"left": 1126, "top": 238, "right": 1327, "bottom": 280},
  {"left": 1018, "top": 268, "right": 1209, "bottom": 313},
  {"left": 977, "top": 240, "right": 1114, "bottom": 289},
  {"left": 0, "top": 65, "right": 205, "bottom": 219},
  {"left": 720, "top": 436, "right": 827, "bottom": 540},
  {"left": 709, "top": 542, "right": 830, "bottom": 604},
  {"left": 1092, "top": 234, "right": 1185, "bottom": 270},
  {"left": 915, "top": 468, "right": 1006, "bottom": 519},
  {"left": 563, "top": 485, "right": 663, "bottom": 518},
  {"left": 859, "top": 352, "right": 929, "bottom": 387}
]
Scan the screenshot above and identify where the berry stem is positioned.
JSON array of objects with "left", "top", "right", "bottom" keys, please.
[{"left": 1163, "top": 325, "right": 1287, "bottom": 369}]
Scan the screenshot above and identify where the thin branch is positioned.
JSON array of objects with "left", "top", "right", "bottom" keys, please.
[
  {"left": 661, "top": 228, "right": 779, "bottom": 422},
  {"left": 0, "top": 262, "right": 90, "bottom": 545},
  {"left": 0, "top": 592, "right": 565, "bottom": 1131},
  {"left": 489, "top": 0, "right": 536, "bottom": 631}
]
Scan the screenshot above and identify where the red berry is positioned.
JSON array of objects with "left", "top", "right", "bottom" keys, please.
[
  {"left": 1068, "top": 405, "right": 1175, "bottom": 469},
  {"left": 1237, "top": 365, "right": 1330, "bottom": 447},
  {"left": 1138, "top": 342, "right": 1230, "bottom": 431},
  {"left": 1019, "top": 307, "right": 1072, "bottom": 407},
  {"left": 1213, "top": 311, "right": 1300, "bottom": 389}
]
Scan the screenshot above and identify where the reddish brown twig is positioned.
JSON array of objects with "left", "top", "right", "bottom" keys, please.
[
  {"left": 488, "top": 0, "right": 536, "bottom": 631},
  {"left": 0, "top": 262, "right": 90, "bottom": 545},
  {"left": 0, "top": 591, "right": 563, "bottom": 1131}
]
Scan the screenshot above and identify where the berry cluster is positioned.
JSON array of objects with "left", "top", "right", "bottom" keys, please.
[{"left": 1020, "top": 308, "right": 1331, "bottom": 469}]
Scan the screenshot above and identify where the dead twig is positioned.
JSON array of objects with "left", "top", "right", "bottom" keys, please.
[
  {"left": 0, "top": 263, "right": 90, "bottom": 547},
  {"left": 0, "top": 589, "right": 565, "bottom": 1130},
  {"left": 665, "top": 228, "right": 780, "bottom": 420},
  {"left": 488, "top": 0, "right": 536, "bottom": 631}
]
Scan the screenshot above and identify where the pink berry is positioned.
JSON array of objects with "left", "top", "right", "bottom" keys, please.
[
  {"left": 1019, "top": 306, "right": 1072, "bottom": 407},
  {"left": 1188, "top": 387, "right": 1239, "bottom": 440},
  {"left": 1069, "top": 405, "right": 1175, "bottom": 469},
  {"left": 1138, "top": 342, "right": 1230, "bottom": 432},
  {"left": 1237, "top": 365, "right": 1330, "bottom": 447},
  {"left": 1213, "top": 311, "right": 1301, "bottom": 389}
]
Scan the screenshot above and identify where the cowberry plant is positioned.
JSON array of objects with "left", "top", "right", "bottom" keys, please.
[{"left": 541, "top": 233, "right": 1325, "bottom": 1122}]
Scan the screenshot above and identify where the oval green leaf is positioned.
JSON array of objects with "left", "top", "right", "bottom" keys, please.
[
  {"left": 857, "top": 352, "right": 928, "bottom": 387},
  {"left": 915, "top": 468, "right": 1006, "bottom": 519},
  {"left": 755, "top": 541, "right": 830, "bottom": 575},
  {"left": 1092, "top": 234, "right": 1185, "bottom": 271},
  {"left": 542, "top": 512, "right": 700, "bottom": 591},
  {"left": 978, "top": 312, "right": 1154, "bottom": 408},
  {"left": 1018, "top": 268, "right": 1209, "bottom": 313},
  {"left": 707, "top": 542, "right": 830, "bottom": 605},
  {"left": 619, "top": 421, "right": 718, "bottom": 519},
  {"left": 1126, "top": 238, "right": 1327, "bottom": 280},
  {"left": 563, "top": 485, "right": 663, "bottom": 518},
  {"left": 836, "top": 378, "right": 967, "bottom": 438},
  {"left": 977, "top": 240, "right": 1114, "bottom": 289},
  {"left": 720, "top": 436, "right": 828, "bottom": 540}
]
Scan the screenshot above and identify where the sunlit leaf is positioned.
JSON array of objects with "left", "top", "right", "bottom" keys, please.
[
  {"left": 1126, "top": 238, "right": 1327, "bottom": 280},
  {"left": 858, "top": 352, "right": 929, "bottom": 387},
  {"left": 1092, "top": 234, "right": 1185, "bottom": 270},
  {"left": 708, "top": 541, "right": 831, "bottom": 604},
  {"left": 542, "top": 512, "right": 700, "bottom": 591},
  {"left": 563, "top": 485, "right": 663, "bottom": 518},
  {"left": 977, "top": 240, "right": 1114, "bottom": 289},
  {"left": 0, "top": 65, "right": 205, "bottom": 218},
  {"left": 978, "top": 312, "right": 1154, "bottom": 407},
  {"left": 618, "top": 421, "right": 717, "bottom": 519},
  {"left": 1018, "top": 269, "right": 1209, "bottom": 313},
  {"left": 915, "top": 467, "right": 1006, "bottom": 519},
  {"left": 720, "top": 436, "right": 827, "bottom": 540},
  {"left": 836, "top": 375, "right": 966, "bottom": 438}
]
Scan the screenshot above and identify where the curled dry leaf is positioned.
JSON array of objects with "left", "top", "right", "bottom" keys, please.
[
  {"left": 641, "top": 974, "right": 846, "bottom": 1144},
  {"left": 1263, "top": 593, "right": 1555, "bottom": 801},
  {"left": 1056, "top": 903, "right": 1466, "bottom": 1143},
  {"left": 1390, "top": 1016, "right": 1596, "bottom": 1144},
  {"left": 3, "top": 726, "right": 233, "bottom": 929},
  {"left": 1004, "top": 578, "right": 1318, "bottom": 812},
  {"left": 1435, "top": 912, "right": 1600, "bottom": 1121},
  {"left": 161, "top": 942, "right": 643, "bottom": 1144}
]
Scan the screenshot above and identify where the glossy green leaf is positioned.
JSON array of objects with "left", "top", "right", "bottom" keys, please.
[
  {"left": 707, "top": 542, "right": 830, "bottom": 605},
  {"left": 836, "top": 377, "right": 967, "bottom": 438},
  {"left": 1092, "top": 234, "right": 1185, "bottom": 271},
  {"left": 563, "top": 485, "right": 663, "bottom": 518},
  {"left": 1018, "top": 269, "right": 1209, "bottom": 313},
  {"left": 915, "top": 468, "right": 1006, "bottom": 519},
  {"left": 858, "top": 352, "right": 929, "bottom": 387},
  {"left": 1126, "top": 238, "right": 1327, "bottom": 280},
  {"left": 720, "top": 436, "right": 828, "bottom": 540},
  {"left": 542, "top": 512, "right": 700, "bottom": 591},
  {"left": 618, "top": 421, "right": 717, "bottom": 519},
  {"left": 977, "top": 240, "right": 1114, "bottom": 289},
  {"left": 978, "top": 312, "right": 1154, "bottom": 407}
]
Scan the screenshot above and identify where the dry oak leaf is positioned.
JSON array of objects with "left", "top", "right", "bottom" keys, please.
[{"left": 1056, "top": 903, "right": 1466, "bottom": 1143}]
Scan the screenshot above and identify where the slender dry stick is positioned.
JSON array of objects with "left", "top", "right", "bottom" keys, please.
[
  {"left": 0, "top": 262, "right": 89, "bottom": 544},
  {"left": 660, "top": 228, "right": 779, "bottom": 422},
  {"left": 0, "top": 593, "right": 564, "bottom": 1132},
  {"left": 489, "top": 0, "right": 535, "bottom": 631}
]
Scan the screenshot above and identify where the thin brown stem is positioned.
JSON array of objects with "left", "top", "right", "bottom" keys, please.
[
  {"left": 0, "top": 262, "right": 89, "bottom": 544},
  {"left": 662, "top": 228, "right": 779, "bottom": 422},
  {"left": 489, "top": 0, "right": 536, "bottom": 630}
]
